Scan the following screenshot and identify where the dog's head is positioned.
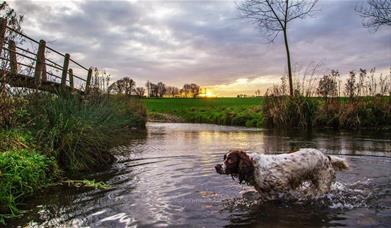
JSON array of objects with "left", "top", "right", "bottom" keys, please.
[{"left": 215, "top": 150, "right": 255, "bottom": 185}]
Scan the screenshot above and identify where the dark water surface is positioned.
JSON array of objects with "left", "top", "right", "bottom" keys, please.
[{"left": 10, "top": 123, "right": 391, "bottom": 227}]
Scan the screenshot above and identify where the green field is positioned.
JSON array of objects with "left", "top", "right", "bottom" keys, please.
[{"left": 143, "top": 97, "right": 264, "bottom": 127}]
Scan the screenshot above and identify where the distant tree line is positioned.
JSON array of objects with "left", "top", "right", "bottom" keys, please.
[
  {"left": 145, "top": 81, "right": 200, "bottom": 98},
  {"left": 108, "top": 77, "right": 201, "bottom": 98},
  {"left": 108, "top": 77, "right": 145, "bottom": 97}
]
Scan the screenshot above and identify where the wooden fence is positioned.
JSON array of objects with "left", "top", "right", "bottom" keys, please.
[{"left": 0, "top": 17, "right": 94, "bottom": 94}]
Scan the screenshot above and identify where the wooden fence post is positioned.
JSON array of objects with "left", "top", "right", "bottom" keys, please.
[
  {"left": 8, "top": 40, "right": 17, "bottom": 75},
  {"left": 68, "top": 68, "right": 74, "bottom": 89},
  {"left": 86, "top": 67, "right": 92, "bottom": 94},
  {"left": 61, "top": 53, "right": 70, "bottom": 87},
  {"left": 0, "top": 18, "right": 6, "bottom": 57},
  {"left": 42, "top": 62, "right": 47, "bottom": 82},
  {"left": 34, "top": 40, "right": 46, "bottom": 87}
]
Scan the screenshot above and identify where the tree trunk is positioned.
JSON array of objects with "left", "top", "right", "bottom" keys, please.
[{"left": 283, "top": 29, "right": 293, "bottom": 96}]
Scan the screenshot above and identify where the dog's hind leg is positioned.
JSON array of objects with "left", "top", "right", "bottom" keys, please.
[{"left": 315, "top": 167, "right": 336, "bottom": 196}]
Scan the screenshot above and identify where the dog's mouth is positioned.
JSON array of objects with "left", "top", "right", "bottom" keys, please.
[{"left": 215, "top": 164, "right": 225, "bottom": 174}]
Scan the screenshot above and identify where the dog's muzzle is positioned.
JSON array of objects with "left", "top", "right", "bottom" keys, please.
[{"left": 215, "top": 164, "right": 224, "bottom": 174}]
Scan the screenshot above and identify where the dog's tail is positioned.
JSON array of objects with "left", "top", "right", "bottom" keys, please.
[{"left": 328, "top": 155, "right": 349, "bottom": 171}]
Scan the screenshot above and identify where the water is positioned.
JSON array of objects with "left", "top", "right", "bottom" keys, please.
[{"left": 9, "top": 123, "right": 391, "bottom": 227}]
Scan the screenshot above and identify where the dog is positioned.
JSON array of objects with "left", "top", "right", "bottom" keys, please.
[{"left": 215, "top": 148, "right": 349, "bottom": 199}]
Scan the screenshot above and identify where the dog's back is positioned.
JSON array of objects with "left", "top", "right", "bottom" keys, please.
[{"left": 249, "top": 149, "right": 347, "bottom": 196}]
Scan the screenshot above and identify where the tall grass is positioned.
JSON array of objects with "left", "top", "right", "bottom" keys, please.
[
  {"left": 263, "top": 68, "right": 391, "bottom": 129},
  {"left": 25, "top": 93, "right": 146, "bottom": 171},
  {"left": 0, "top": 92, "right": 146, "bottom": 223}
]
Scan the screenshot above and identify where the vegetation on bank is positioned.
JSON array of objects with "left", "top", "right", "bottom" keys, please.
[
  {"left": 263, "top": 69, "right": 391, "bottom": 129},
  {"left": 0, "top": 93, "right": 146, "bottom": 223},
  {"left": 144, "top": 69, "right": 391, "bottom": 130},
  {"left": 144, "top": 97, "right": 264, "bottom": 127},
  {"left": 263, "top": 95, "right": 391, "bottom": 129},
  {"left": 1, "top": 3, "right": 146, "bottom": 222}
]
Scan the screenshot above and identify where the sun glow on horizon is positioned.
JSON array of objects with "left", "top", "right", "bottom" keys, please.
[
  {"left": 199, "top": 88, "right": 217, "bottom": 98},
  {"left": 205, "top": 91, "right": 215, "bottom": 97}
]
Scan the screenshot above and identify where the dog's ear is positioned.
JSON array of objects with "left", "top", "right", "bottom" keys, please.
[
  {"left": 237, "top": 151, "right": 254, "bottom": 184},
  {"left": 238, "top": 151, "right": 252, "bottom": 167}
]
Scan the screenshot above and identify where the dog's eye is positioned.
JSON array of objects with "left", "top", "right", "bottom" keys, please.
[{"left": 227, "top": 158, "right": 232, "bottom": 163}]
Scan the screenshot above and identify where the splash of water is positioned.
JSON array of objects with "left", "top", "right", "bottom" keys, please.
[{"left": 222, "top": 179, "right": 374, "bottom": 210}]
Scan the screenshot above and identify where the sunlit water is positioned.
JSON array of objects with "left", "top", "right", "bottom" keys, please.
[{"left": 9, "top": 123, "right": 391, "bottom": 227}]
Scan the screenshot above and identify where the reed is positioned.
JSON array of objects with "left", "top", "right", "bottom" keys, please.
[
  {"left": 263, "top": 68, "right": 391, "bottom": 129},
  {"left": 25, "top": 93, "right": 146, "bottom": 171}
]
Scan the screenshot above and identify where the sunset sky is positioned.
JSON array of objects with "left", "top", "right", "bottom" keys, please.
[{"left": 8, "top": 0, "right": 391, "bottom": 96}]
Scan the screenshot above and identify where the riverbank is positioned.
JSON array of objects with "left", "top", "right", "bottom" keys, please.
[
  {"left": 0, "top": 93, "right": 146, "bottom": 224},
  {"left": 144, "top": 96, "right": 390, "bottom": 130},
  {"left": 144, "top": 97, "right": 264, "bottom": 127}
]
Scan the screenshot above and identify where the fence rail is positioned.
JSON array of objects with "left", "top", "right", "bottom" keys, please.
[{"left": 0, "top": 17, "right": 94, "bottom": 94}]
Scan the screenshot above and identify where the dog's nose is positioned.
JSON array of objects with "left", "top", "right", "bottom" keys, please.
[{"left": 215, "top": 164, "right": 223, "bottom": 174}]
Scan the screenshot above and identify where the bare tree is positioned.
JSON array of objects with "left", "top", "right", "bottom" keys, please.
[
  {"left": 181, "top": 84, "right": 191, "bottom": 97},
  {"left": 134, "top": 87, "right": 145, "bottom": 97},
  {"left": 356, "top": 0, "right": 391, "bottom": 31},
  {"left": 149, "top": 82, "right": 159, "bottom": 97},
  {"left": 166, "top": 86, "right": 180, "bottom": 97},
  {"left": 190, "top": 83, "right": 200, "bottom": 98},
  {"left": 108, "top": 77, "right": 135, "bottom": 95},
  {"left": 157, "top": 82, "right": 166, "bottom": 97},
  {"left": 237, "top": 0, "right": 318, "bottom": 96},
  {"left": 123, "top": 77, "right": 135, "bottom": 95}
]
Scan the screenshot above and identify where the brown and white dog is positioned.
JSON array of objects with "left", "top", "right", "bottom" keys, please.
[{"left": 215, "top": 148, "right": 349, "bottom": 199}]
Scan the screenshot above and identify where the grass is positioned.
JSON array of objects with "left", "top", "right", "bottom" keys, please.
[
  {"left": 144, "top": 96, "right": 390, "bottom": 129},
  {"left": 144, "top": 97, "right": 264, "bottom": 127},
  {"left": 263, "top": 95, "right": 391, "bottom": 129},
  {"left": 0, "top": 93, "right": 146, "bottom": 223},
  {"left": 26, "top": 94, "right": 146, "bottom": 172},
  {"left": 0, "top": 130, "right": 57, "bottom": 223}
]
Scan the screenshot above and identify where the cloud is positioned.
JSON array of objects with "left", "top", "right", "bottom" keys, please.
[{"left": 7, "top": 0, "right": 391, "bottom": 96}]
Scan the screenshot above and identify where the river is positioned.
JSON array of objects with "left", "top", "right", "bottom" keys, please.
[{"left": 10, "top": 123, "right": 391, "bottom": 227}]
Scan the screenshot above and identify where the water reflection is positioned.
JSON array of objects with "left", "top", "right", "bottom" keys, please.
[{"left": 9, "top": 123, "right": 391, "bottom": 227}]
